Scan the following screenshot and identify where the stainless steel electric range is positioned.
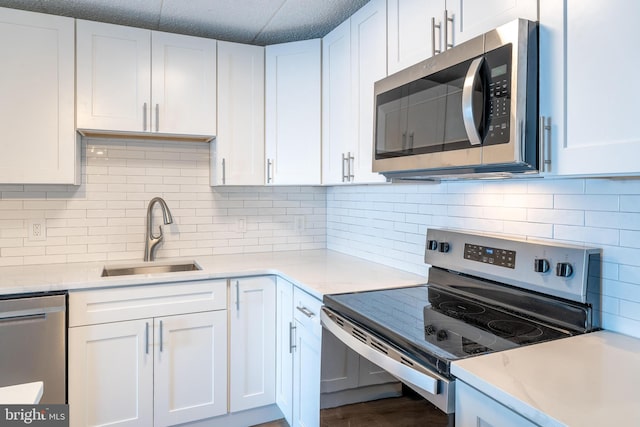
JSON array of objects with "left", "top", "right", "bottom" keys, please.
[{"left": 321, "top": 228, "right": 601, "bottom": 417}]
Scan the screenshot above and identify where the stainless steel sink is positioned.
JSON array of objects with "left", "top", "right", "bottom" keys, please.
[{"left": 101, "top": 261, "right": 202, "bottom": 277}]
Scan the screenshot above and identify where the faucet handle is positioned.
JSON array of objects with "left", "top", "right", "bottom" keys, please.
[{"left": 157, "top": 225, "right": 164, "bottom": 239}]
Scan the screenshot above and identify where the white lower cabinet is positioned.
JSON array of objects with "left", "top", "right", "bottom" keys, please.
[
  {"left": 276, "top": 278, "right": 295, "bottom": 426},
  {"left": 229, "top": 276, "right": 277, "bottom": 412},
  {"left": 455, "top": 381, "right": 536, "bottom": 427},
  {"left": 154, "top": 312, "right": 227, "bottom": 426},
  {"left": 292, "top": 287, "right": 323, "bottom": 427},
  {"left": 276, "top": 278, "right": 323, "bottom": 427},
  {"left": 68, "top": 280, "right": 228, "bottom": 427}
]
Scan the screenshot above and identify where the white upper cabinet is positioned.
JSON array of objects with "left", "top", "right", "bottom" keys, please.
[
  {"left": 77, "top": 20, "right": 216, "bottom": 136},
  {"left": 322, "top": 20, "right": 352, "bottom": 185},
  {"left": 387, "top": 0, "right": 443, "bottom": 74},
  {"left": 540, "top": 0, "right": 640, "bottom": 176},
  {"left": 388, "top": 0, "right": 537, "bottom": 74},
  {"left": 350, "top": 0, "right": 388, "bottom": 184},
  {"left": 214, "top": 41, "right": 265, "bottom": 186},
  {"left": 0, "top": 7, "right": 76, "bottom": 184},
  {"left": 265, "top": 39, "right": 322, "bottom": 185},
  {"left": 452, "top": 0, "right": 538, "bottom": 45},
  {"left": 151, "top": 32, "right": 217, "bottom": 135}
]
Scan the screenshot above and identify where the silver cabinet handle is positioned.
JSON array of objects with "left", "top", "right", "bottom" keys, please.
[
  {"left": 348, "top": 152, "right": 354, "bottom": 181},
  {"left": 159, "top": 320, "right": 163, "bottom": 352},
  {"left": 444, "top": 10, "right": 454, "bottom": 50},
  {"left": 155, "top": 104, "right": 159, "bottom": 132},
  {"left": 145, "top": 322, "right": 150, "bottom": 355},
  {"left": 267, "top": 159, "right": 273, "bottom": 183},
  {"left": 235, "top": 280, "right": 240, "bottom": 311},
  {"left": 222, "top": 158, "right": 226, "bottom": 185},
  {"left": 289, "top": 322, "right": 296, "bottom": 353},
  {"left": 539, "top": 116, "right": 552, "bottom": 172},
  {"left": 431, "top": 17, "right": 441, "bottom": 55},
  {"left": 341, "top": 153, "right": 348, "bottom": 182},
  {"left": 143, "top": 102, "right": 148, "bottom": 131},
  {"left": 461, "top": 57, "right": 486, "bottom": 146},
  {"left": 296, "top": 305, "right": 315, "bottom": 318}
]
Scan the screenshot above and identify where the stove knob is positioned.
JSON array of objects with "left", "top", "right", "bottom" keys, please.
[
  {"left": 436, "top": 330, "right": 448, "bottom": 341},
  {"left": 425, "top": 324, "right": 436, "bottom": 335},
  {"left": 534, "top": 258, "right": 550, "bottom": 273},
  {"left": 556, "top": 262, "right": 574, "bottom": 278},
  {"left": 427, "top": 240, "right": 438, "bottom": 251},
  {"left": 438, "top": 242, "right": 450, "bottom": 253}
]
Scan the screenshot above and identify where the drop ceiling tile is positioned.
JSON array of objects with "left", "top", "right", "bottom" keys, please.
[
  {"left": 40, "top": 0, "right": 163, "bottom": 28},
  {"left": 158, "top": 0, "right": 285, "bottom": 44},
  {"left": 254, "top": 0, "right": 369, "bottom": 45}
]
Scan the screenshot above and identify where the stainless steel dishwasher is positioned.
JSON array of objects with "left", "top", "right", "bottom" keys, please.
[{"left": 0, "top": 292, "right": 67, "bottom": 403}]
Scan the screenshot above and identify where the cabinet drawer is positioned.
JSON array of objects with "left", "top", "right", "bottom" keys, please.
[
  {"left": 69, "top": 280, "right": 227, "bottom": 327},
  {"left": 293, "top": 287, "right": 322, "bottom": 338}
]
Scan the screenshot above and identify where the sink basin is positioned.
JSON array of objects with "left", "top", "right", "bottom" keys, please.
[{"left": 101, "top": 261, "right": 202, "bottom": 277}]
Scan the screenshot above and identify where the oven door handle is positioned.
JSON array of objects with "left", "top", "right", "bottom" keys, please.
[
  {"left": 320, "top": 308, "right": 442, "bottom": 396},
  {"left": 461, "top": 56, "right": 486, "bottom": 146}
]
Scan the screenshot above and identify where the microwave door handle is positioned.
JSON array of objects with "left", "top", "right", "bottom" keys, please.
[{"left": 462, "top": 57, "right": 485, "bottom": 146}]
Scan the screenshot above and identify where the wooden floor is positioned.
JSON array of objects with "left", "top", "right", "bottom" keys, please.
[{"left": 253, "top": 394, "right": 450, "bottom": 427}]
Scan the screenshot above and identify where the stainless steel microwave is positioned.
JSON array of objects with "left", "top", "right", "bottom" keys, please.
[{"left": 373, "top": 19, "right": 538, "bottom": 179}]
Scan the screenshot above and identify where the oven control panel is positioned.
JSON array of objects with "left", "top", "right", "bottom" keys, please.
[
  {"left": 424, "top": 229, "right": 600, "bottom": 304},
  {"left": 463, "top": 243, "right": 516, "bottom": 269}
]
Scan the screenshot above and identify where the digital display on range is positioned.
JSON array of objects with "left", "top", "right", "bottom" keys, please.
[{"left": 464, "top": 243, "right": 516, "bottom": 269}]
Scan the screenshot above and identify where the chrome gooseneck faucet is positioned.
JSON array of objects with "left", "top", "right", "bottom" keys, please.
[{"left": 144, "top": 197, "right": 173, "bottom": 261}]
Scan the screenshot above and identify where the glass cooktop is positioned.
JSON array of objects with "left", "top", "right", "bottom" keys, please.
[{"left": 323, "top": 285, "right": 572, "bottom": 378}]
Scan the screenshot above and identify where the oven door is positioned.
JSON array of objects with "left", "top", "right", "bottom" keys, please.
[{"left": 321, "top": 307, "right": 455, "bottom": 414}]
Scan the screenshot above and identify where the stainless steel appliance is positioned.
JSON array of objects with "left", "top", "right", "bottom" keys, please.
[
  {"left": 321, "top": 229, "right": 600, "bottom": 419},
  {"left": 0, "top": 292, "right": 67, "bottom": 403},
  {"left": 373, "top": 19, "right": 538, "bottom": 179}
]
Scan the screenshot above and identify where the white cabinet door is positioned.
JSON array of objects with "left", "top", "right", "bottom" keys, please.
[
  {"left": 388, "top": 0, "right": 443, "bottom": 74},
  {"left": 451, "top": 0, "right": 538, "bottom": 46},
  {"left": 76, "top": 20, "right": 151, "bottom": 132},
  {"left": 0, "top": 7, "right": 76, "bottom": 184},
  {"left": 320, "top": 331, "right": 359, "bottom": 393},
  {"left": 265, "top": 39, "right": 322, "bottom": 185},
  {"left": 214, "top": 41, "right": 265, "bottom": 186},
  {"left": 456, "top": 381, "right": 536, "bottom": 427},
  {"left": 292, "top": 287, "right": 322, "bottom": 427},
  {"left": 350, "top": 0, "right": 387, "bottom": 184},
  {"left": 154, "top": 311, "right": 227, "bottom": 426},
  {"left": 292, "top": 319, "right": 321, "bottom": 427},
  {"left": 68, "top": 319, "right": 154, "bottom": 427},
  {"left": 276, "top": 278, "right": 294, "bottom": 425},
  {"left": 540, "top": 0, "right": 640, "bottom": 176},
  {"left": 322, "top": 19, "right": 352, "bottom": 185},
  {"left": 229, "top": 276, "right": 277, "bottom": 412},
  {"left": 151, "top": 31, "right": 216, "bottom": 136}
]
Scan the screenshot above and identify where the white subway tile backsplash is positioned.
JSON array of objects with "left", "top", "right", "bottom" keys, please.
[{"left": 0, "top": 139, "right": 325, "bottom": 268}]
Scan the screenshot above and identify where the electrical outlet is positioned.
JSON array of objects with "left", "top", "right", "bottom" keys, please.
[
  {"left": 28, "top": 219, "right": 46, "bottom": 241},
  {"left": 294, "top": 216, "right": 305, "bottom": 232},
  {"left": 236, "top": 217, "right": 247, "bottom": 233}
]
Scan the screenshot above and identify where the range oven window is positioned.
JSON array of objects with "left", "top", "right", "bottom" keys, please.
[{"left": 374, "top": 44, "right": 512, "bottom": 160}]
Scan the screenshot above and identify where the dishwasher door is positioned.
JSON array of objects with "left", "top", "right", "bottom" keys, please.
[{"left": 0, "top": 293, "right": 67, "bottom": 404}]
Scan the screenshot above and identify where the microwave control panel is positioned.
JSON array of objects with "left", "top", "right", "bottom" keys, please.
[{"left": 485, "top": 44, "right": 512, "bottom": 146}]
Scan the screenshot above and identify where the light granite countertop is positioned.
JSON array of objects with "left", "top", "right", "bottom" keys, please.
[
  {"left": 0, "top": 249, "right": 427, "bottom": 299},
  {"left": 452, "top": 330, "right": 640, "bottom": 427}
]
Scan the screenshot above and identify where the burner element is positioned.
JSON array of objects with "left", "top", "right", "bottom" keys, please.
[
  {"left": 439, "top": 301, "right": 486, "bottom": 317},
  {"left": 487, "top": 319, "right": 543, "bottom": 339}
]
